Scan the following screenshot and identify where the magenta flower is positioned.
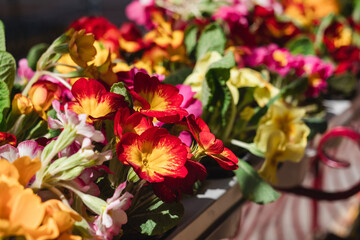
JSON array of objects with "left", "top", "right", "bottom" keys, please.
[
  {"left": 177, "top": 84, "right": 202, "bottom": 118},
  {"left": 213, "top": 0, "right": 249, "bottom": 27},
  {"left": 17, "top": 58, "right": 35, "bottom": 83},
  {"left": 0, "top": 140, "right": 42, "bottom": 162},
  {"left": 265, "top": 44, "right": 293, "bottom": 77},
  {"left": 125, "top": 0, "right": 155, "bottom": 29}
]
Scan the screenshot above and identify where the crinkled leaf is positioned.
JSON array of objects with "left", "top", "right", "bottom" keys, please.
[
  {"left": 286, "top": 35, "right": 315, "bottom": 55},
  {"left": 163, "top": 67, "right": 193, "bottom": 85},
  {"left": 0, "top": 80, "right": 10, "bottom": 130},
  {"left": 0, "top": 51, "right": 16, "bottom": 93},
  {"left": 125, "top": 186, "right": 184, "bottom": 236},
  {"left": 203, "top": 52, "right": 235, "bottom": 126},
  {"left": 27, "top": 43, "right": 49, "bottom": 71},
  {"left": 110, "top": 82, "right": 133, "bottom": 107},
  {"left": 184, "top": 25, "right": 198, "bottom": 56},
  {"left": 234, "top": 159, "right": 280, "bottom": 204},
  {"left": 196, "top": 23, "right": 226, "bottom": 60},
  {"left": 0, "top": 20, "right": 5, "bottom": 51}
]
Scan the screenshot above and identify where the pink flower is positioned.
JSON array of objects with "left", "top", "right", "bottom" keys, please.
[
  {"left": 48, "top": 100, "right": 105, "bottom": 143},
  {"left": 177, "top": 84, "right": 202, "bottom": 118},
  {"left": 17, "top": 59, "right": 35, "bottom": 83},
  {"left": 0, "top": 140, "right": 42, "bottom": 162},
  {"left": 92, "top": 182, "right": 133, "bottom": 240},
  {"left": 265, "top": 44, "right": 293, "bottom": 76},
  {"left": 302, "top": 55, "right": 334, "bottom": 97},
  {"left": 125, "top": 0, "right": 155, "bottom": 29},
  {"left": 213, "top": 0, "right": 249, "bottom": 27}
]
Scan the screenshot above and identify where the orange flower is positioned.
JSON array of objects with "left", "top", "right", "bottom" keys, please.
[
  {"left": 0, "top": 159, "right": 81, "bottom": 239},
  {"left": 12, "top": 93, "right": 33, "bottom": 115},
  {"left": 68, "top": 29, "right": 97, "bottom": 68},
  {"left": 28, "top": 80, "right": 62, "bottom": 119}
]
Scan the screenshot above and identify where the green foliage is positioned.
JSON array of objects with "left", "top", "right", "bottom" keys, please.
[
  {"left": 163, "top": 67, "right": 193, "bottom": 85},
  {"left": 48, "top": 109, "right": 61, "bottom": 138},
  {"left": 286, "top": 35, "right": 315, "bottom": 55},
  {"left": 110, "top": 82, "right": 133, "bottom": 107},
  {"left": 314, "top": 13, "right": 335, "bottom": 52},
  {"left": 327, "top": 73, "right": 356, "bottom": 96},
  {"left": 27, "top": 43, "right": 49, "bottom": 71},
  {"left": 303, "top": 118, "right": 328, "bottom": 140},
  {"left": 0, "top": 81, "right": 10, "bottom": 131},
  {"left": 203, "top": 52, "right": 235, "bottom": 126},
  {"left": 126, "top": 186, "right": 184, "bottom": 237},
  {"left": 196, "top": 23, "right": 226, "bottom": 60},
  {"left": 0, "top": 51, "right": 16, "bottom": 93},
  {"left": 184, "top": 25, "right": 198, "bottom": 56},
  {"left": 234, "top": 159, "right": 280, "bottom": 204},
  {"left": 0, "top": 20, "right": 5, "bottom": 51}
]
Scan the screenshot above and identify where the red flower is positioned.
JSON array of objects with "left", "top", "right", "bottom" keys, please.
[
  {"left": 152, "top": 160, "right": 207, "bottom": 202},
  {"left": 116, "top": 127, "right": 188, "bottom": 182},
  {"left": 187, "top": 115, "right": 238, "bottom": 170},
  {"left": 130, "top": 72, "right": 188, "bottom": 123},
  {"left": 0, "top": 132, "right": 16, "bottom": 146},
  {"left": 68, "top": 78, "right": 127, "bottom": 123},
  {"left": 114, "top": 107, "right": 153, "bottom": 140}
]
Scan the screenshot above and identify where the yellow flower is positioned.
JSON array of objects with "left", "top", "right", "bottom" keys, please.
[
  {"left": 68, "top": 29, "right": 97, "bottom": 68},
  {"left": 228, "top": 68, "right": 279, "bottom": 106},
  {"left": 254, "top": 102, "right": 310, "bottom": 184},
  {"left": 12, "top": 94, "right": 33, "bottom": 115},
  {"left": 184, "top": 51, "right": 222, "bottom": 99}
]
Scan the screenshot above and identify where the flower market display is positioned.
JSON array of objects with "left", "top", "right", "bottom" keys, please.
[{"left": 1, "top": 0, "right": 360, "bottom": 239}]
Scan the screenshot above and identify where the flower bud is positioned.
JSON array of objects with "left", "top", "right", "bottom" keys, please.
[{"left": 12, "top": 93, "right": 33, "bottom": 115}]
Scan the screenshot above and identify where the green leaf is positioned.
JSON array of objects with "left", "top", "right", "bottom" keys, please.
[
  {"left": 163, "top": 67, "right": 193, "bottom": 85},
  {"left": 230, "top": 140, "right": 265, "bottom": 158},
  {"left": 47, "top": 109, "right": 61, "bottom": 138},
  {"left": 0, "top": 51, "right": 16, "bottom": 93},
  {"left": 0, "top": 81, "right": 10, "bottom": 129},
  {"left": 303, "top": 118, "right": 328, "bottom": 140},
  {"left": 286, "top": 35, "right": 315, "bottom": 55},
  {"left": 196, "top": 23, "right": 226, "bottom": 60},
  {"left": 27, "top": 43, "right": 49, "bottom": 71},
  {"left": 0, "top": 20, "right": 5, "bottom": 51},
  {"left": 327, "top": 73, "right": 356, "bottom": 95},
  {"left": 184, "top": 25, "right": 198, "bottom": 56},
  {"left": 234, "top": 159, "right": 280, "bottom": 204},
  {"left": 203, "top": 53, "right": 235, "bottom": 127},
  {"left": 110, "top": 82, "right": 133, "bottom": 107},
  {"left": 126, "top": 186, "right": 184, "bottom": 236}
]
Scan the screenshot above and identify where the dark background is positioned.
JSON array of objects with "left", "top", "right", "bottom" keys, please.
[{"left": 0, "top": 0, "right": 132, "bottom": 60}]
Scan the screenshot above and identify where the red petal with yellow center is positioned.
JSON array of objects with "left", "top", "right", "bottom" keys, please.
[
  {"left": 199, "top": 132, "right": 224, "bottom": 154},
  {"left": 69, "top": 78, "right": 127, "bottom": 122},
  {"left": 131, "top": 72, "right": 188, "bottom": 123},
  {"left": 114, "top": 107, "right": 153, "bottom": 139},
  {"left": 186, "top": 114, "right": 211, "bottom": 144},
  {"left": 0, "top": 132, "right": 16, "bottom": 146},
  {"left": 210, "top": 148, "right": 239, "bottom": 170},
  {"left": 117, "top": 127, "right": 188, "bottom": 182}
]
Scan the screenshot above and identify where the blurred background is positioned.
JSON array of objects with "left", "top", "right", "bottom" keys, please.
[{"left": 0, "top": 0, "right": 132, "bottom": 60}]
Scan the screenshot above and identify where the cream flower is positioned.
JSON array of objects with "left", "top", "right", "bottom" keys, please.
[{"left": 254, "top": 102, "right": 310, "bottom": 184}]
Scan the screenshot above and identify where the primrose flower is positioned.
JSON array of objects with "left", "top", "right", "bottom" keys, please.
[
  {"left": 254, "top": 102, "right": 310, "bottom": 184},
  {"left": 228, "top": 68, "right": 279, "bottom": 106},
  {"left": 28, "top": 80, "right": 62, "bottom": 119},
  {"left": 117, "top": 127, "right": 188, "bottom": 182},
  {"left": 68, "top": 78, "right": 127, "bottom": 123},
  {"left": 0, "top": 132, "right": 16, "bottom": 146},
  {"left": 48, "top": 100, "right": 105, "bottom": 143},
  {"left": 213, "top": 0, "right": 249, "bottom": 27},
  {"left": 125, "top": 0, "right": 155, "bottom": 29},
  {"left": 17, "top": 58, "right": 35, "bottom": 83},
  {"left": 302, "top": 55, "right": 334, "bottom": 97},
  {"left": 12, "top": 93, "right": 33, "bottom": 115},
  {"left": 92, "top": 182, "right": 133, "bottom": 240},
  {"left": 119, "top": 22, "right": 144, "bottom": 52},
  {"left": 266, "top": 45, "right": 293, "bottom": 76},
  {"left": 131, "top": 72, "right": 188, "bottom": 123},
  {"left": 67, "top": 29, "right": 97, "bottom": 68},
  {"left": 184, "top": 51, "right": 223, "bottom": 99},
  {"left": 152, "top": 160, "right": 207, "bottom": 202},
  {"left": 187, "top": 115, "right": 239, "bottom": 170},
  {"left": 114, "top": 107, "right": 153, "bottom": 140},
  {"left": 177, "top": 85, "right": 203, "bottom": 118}
]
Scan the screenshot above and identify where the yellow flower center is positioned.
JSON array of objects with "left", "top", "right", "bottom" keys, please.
[{"left": 272, "top": 50, "right": 288, "bottom": 67}]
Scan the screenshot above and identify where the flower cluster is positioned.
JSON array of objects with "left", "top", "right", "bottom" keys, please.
[{"left": 1, "top": 0, "right": 360, "bottom": 238}]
